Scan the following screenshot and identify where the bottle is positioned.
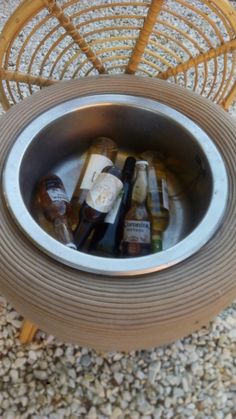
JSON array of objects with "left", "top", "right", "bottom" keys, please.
[
  {"left": 89, "top": 156, "right": 136, "bottom": 257},
  {"left": 70, "top": 137, "right": 118, "bottom": 230},
  {"left": 74, "top": 165, "right": 123, "bottom": 250},
  {"left": 122, "top": 161, "right": 151, "bottom": 257},
  {"left": 37, "top": 174, "right": 76, "bottom": 249},
  {"left": 141, "top": 151, "right": 169, "bottom": 251}
]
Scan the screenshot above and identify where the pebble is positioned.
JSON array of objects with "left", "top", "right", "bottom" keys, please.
[
  {"left": 9, "top": 369, "right": 19, "bottom": 382},
  {"left": 14, "top": 357, "right": 27, "bottom": 368},
  {"left": 81, "top": 354, "right": 92, "bottom": 368},
  {"left": 87, "top": 406, "right": 97, "bottom": 419},
  {"left": 33, "top": 370, "right": 48, "bottom": 380},
  {"left": 28, "top": 350, "right": 38, "bottom": 361},
  {"left": 114, "top": 372, "right": 124, "bottom": 385}
]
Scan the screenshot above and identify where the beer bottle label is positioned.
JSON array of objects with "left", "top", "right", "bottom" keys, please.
[
  {"left": 86, "top": 173, "right": 123, "bottom": 213},
  {"left": 80, "top": 154, "right": 113, "bottom": 190},
  {"left": 123, "top": 220, "right": 151, "bottom": 243},
  {"left": 162, "top": 179, "right": 169, "bottom": 210},
  {"left": 47, "top": 188, "right": 69, "bottom": 203},
  {"left": 104, "top": 192, "right": 123, "bottom": 224}
]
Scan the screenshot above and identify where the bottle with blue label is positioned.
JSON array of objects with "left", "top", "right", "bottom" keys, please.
[
  {"left": 122, "top": 160, "right": 152, "bottom": 257},
  {"left": 38, "top": 174, "right": 76, "bottom": 249}
]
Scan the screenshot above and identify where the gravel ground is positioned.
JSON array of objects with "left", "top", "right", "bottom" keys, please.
[{"left": 0, "top": 1, "right": 236, "bottom": 418}]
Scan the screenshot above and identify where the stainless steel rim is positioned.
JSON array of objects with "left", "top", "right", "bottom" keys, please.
[{"left": 2, "top": 94, "right": 228, "bottom": 276}]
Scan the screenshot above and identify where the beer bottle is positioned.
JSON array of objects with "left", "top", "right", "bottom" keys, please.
[
  {"left": 89, "top": 156, "right": 136, "bottom": 257},
  {"left": 37, "top": 174, "right": 76, "bottom": 249},
  {"left": 122, "top": 161, "right": 151, "bottom": 257},
  {"left": 74, "top": 165, "right": 123, "bottom": 250},
  {"left": 141, "top": 151, "right": 169, "bottom": 252},
  {"left": 70, "top": 137, "right": 118, "bottom": 230}
]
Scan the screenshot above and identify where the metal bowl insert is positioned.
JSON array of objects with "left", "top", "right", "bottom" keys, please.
[{"left": 2, "top": 94, "right": 228, "bottom": 276}]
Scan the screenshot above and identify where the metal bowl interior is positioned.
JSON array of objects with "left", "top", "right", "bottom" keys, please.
[{"left": 2, "top": 94, "right": 228, "bottom": 276}]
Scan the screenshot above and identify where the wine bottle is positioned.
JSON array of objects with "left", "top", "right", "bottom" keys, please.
[
  {"left": 89, "top": 156, "right": 136, "bottom": 257},
  {"left": 141, "top": 151, "right": 169, "bottom": 252},
  {"left": 37, "top": 174, "right": 76, "bottom": 249},
  {"left": 70, "top": 137, "right": 118, "bottom": 230},
  {"left": 122, "top": 161, "right": 151, "bottom": 257},
  {"left": 74, "top": 166, "right": 123, "bottom": 250}
]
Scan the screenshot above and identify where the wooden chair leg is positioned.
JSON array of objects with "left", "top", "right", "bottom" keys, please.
[{"left": 19, "top": 319, "right": 38, "bottom": 344}]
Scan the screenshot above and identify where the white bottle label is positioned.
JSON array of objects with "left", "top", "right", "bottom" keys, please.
[
  {"left": 162, "top": 179, "right": 169, "bottom": 210},
  {"left": 105, "top": 192, "right": 123, "bottom": 224},
  {"left": 86, "top": 173, "right": 123, "bottom": 213},
  {"left": 48, "top": 188, "right": 69, "bottom": 203},
  {"left": 123, "top": 220, "right": 151, "bottom": 243},
  {"left": 80, "top": 154, "right": 113, "bottom": 190}
]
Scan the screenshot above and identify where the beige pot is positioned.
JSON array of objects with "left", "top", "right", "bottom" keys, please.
[{"left": 0, "top": 76, "right": 235, "bottom": 351}]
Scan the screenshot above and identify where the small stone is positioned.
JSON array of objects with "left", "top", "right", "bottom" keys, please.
[
  {"left": 28, "top": 350, "right": 38, "bottom": 361},
  {"left": 39, "top": 360, "right": 48, "bottom": 369},
  {"left": 33, "top": 370, "right": 48, "bottom": 380},
  {"left": 81, "top": 354, "right": 92, "bottom": 368},
  {"left": 10, "top": 319, "right": 22, "bottom": 328},
  {"left": 14, "top": 357, "right": 27, "bottom": 368},
  {"left": 113, "top": 353, "right": 123, "bottom": 361},
  {"left": 182, "top": 377, "right": 190, "bottom": 392},
  {"left": 228, "top": 329, "right": 236, "bottom": 339},
  {"left": 10, "top": 369, "right": 19, "bottom": 382},
  {"left": 4, "top": 411, "right": 16, "bottom": 419},
  {"left": 20, "top": 397, "right": 28, "bottom": 407},
  {"left": 55, "top": 347, "right": 64, "bottom": 357},
  {"left": 71, "top": 400, "right": 80, "bottom": 413},
  {"left": 114, "top": 372, "right": 124, "bottom": 385},
  {"left": 148, "top": 362, "right": 161, "bottom": 384},
  {"left": 68, "top": 368, "right": 77, "bottom": 379},
  {"left": 87, "top": 406, "right": 97, "bottom": 419},
  {"left": 18, "top": 384, "right": 27, "bottom": 396},
  {"left": 122, "top": 391, "right": 132, "bottom": 402},
  {"left": 100, "top": 404, "right": 112, "bottom": 416},
  {"left": 136, "top": 370, "right": 146, "bottom": 380},
  {"left": 95, "top": 379, "right": 105, "bottom": 397},
  {"left": 111, "top": 407, "right": 123, "bottom": 419},
  {"left": 3, "top": 358, "right": 11, "bottom": 370}
]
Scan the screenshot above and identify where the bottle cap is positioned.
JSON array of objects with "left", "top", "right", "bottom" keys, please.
[{"left": 135, "top": 160, "right": 149, "bottom": 166}]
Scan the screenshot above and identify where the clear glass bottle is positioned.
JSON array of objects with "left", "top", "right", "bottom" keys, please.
[
  {"left": 141, "top": 151, "right": 169, "bottom": 251},
  {"left": 122, "top": 160, "right": 151, "bottom": 257},
  {"left": 37, "top": 174, "right": 76, "bottom": 249},
  {"left": 70, "top": 137, "right": 118, "bottom": 230}
]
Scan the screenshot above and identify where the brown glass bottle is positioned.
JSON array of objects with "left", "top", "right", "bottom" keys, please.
[
  {"left": 141, "top": 151, "right": 169, "bottom": 252},
  {"left": 37, "top": 174, "right": 76, "bottom": 249},
  {"left": 122, "top": 161, "right": 151, "bottom": 257},
  {"left": 74, "top": 165, "right": 123, "bottom": 250},
  {"left": 70, "top": 137, "right": 118, "bottom": 231}
]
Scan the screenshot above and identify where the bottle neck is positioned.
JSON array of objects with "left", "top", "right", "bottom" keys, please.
[
  {"left": 53, "top": 216, "right": 76, "bottom": 249},
  {"left": 132, "top": 168, "right": 148, "bottom": 204}
]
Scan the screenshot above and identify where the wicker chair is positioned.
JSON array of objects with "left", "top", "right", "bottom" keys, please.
[
  {"left": 0, "top": 0, "right": 236, "bottom": 343},
  {"left": 0, "top": 0, "right": 236, "bottom": 111}
]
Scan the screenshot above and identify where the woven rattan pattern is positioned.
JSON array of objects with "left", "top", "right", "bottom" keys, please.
[{"left": 0, "top": 0, "right": 236, "bottom": 110}]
